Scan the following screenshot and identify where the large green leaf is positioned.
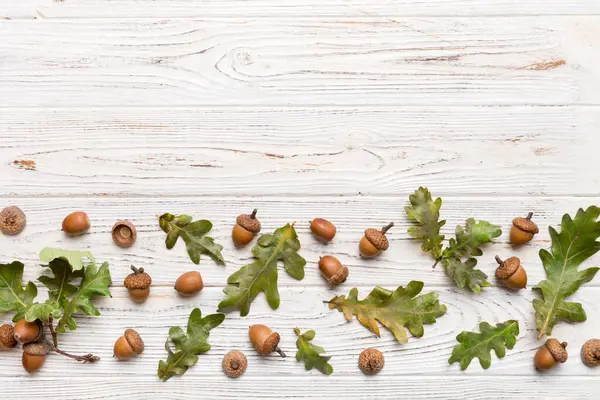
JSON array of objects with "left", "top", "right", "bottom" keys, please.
[
  {"left": 218, "top": 223, "right": 306, "bottom": 316},
  {"left": 39, "top": 247, "right": 96, "bottom": 271},
  {"left": 159, "top": 213, "right": 224, "bottom": 265},
  {"left": 405, "top": 187, "right": 445, "bottom": 259},
  {"left": 449, "top": 320, "right": 519, "bottom": 370},
  {"left": 158, "top": 308, "right": 225, "bottom": 381},
  {"left": 0, "top": 261, "right": 37, "bottom": 317},
  {"left": 327, "top": 281, "right": 447, "bottom": 343},
  {"left": 294, "top": 328, "right": 333, "bottom": 375},
  {"left": 533, "top": 206, "right": 600, "bottom": 339}
]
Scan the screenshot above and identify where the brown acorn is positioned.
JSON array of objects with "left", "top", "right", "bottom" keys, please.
[
  {"left": 174, "top": 271, "right": 204, "bottom": 296},
  {"left": 0, "top": 324, "right": 17, "bottom": 349},
  {"left": 14, "top": 319, "right": 43, "bottom": 344},
  {"left": 112, "top": 220, "right": 137, "bottom": 248},
  {"left": 248, "top": 324, "right": 286, "bottom": 357},
  {"left": 510, "top": 212, "right": 539, "bottom": 245},
  {"left": 495, "top": 255, "right": 527, "bottom": 289},
  {"left": 359, "top": 348, "right": 384, "bottom": 375},
  {"left": 62, "top": 211, "right": 90, "bottom": 235},
  {"left": 581, "top": 339, "right": 600, "bottom": 367},
  {"left": 359, "top": 222, "right": 394, "bottom": 258},
  {"left": 222, "top": 350, "right": 247, "bottom": 378},
  {"left": 0, "top": 206, "right": 26, "bottom": 235},
  {"left": 318, "top": 256, "right": 349, "bottom": 286},
  {"left": 310, "top": 218, "right": 337, "bottom": 243},
  {"left": 114, "top": 329, "right": 144, "bottom": 361},
  {"left": 535, "top": 339, "right": 568, "bottom": 370},
  {"left": 124, "top": 265, "right": 152, "bottom": 303},
  {"left": 232, "top": 209, "right": 261, "bottom": 247},
  {"left": 22, "top": 342, "right": 49, "bottom": 374}
]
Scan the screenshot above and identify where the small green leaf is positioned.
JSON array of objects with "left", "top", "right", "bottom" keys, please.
[
  {"left": 23, "top": 301, "right": 62, "bottom": 322},
  {"left": 0, "top": 261, "right": 37, "bottom": 317},
  {"left": 327, "top": 282, "right": 447, "bottom": 343},
  {"left": 159, "top": 213, "right": 225, "bottom": 265},
  {"left": 294, "top": 328, "right": 333, "bottom": 375},
  {"left": 441, "top": 257, "right": 490, "bottom": 293},
  {"left": 158, "top": 308, "right": 225, "bottom": 381},
  {"left": 405, "top": 187, "right": 445, "bottom": 259},
  {"left": 449, "top": 320, "right": 519, "bottom": 370},
  {"left": 39, "top": 247, "right": 96, "bottom": 271}
]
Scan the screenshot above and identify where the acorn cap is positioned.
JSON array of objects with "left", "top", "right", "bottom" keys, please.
[
  {"left": 222, "top": 350, "right": 248, "bottom": 378},
  {"left": 359, "top": 348, "right": 384, "bottom": 375},
  {"left": 495, "top": 256, "right": 521, "bottom": 280},
  {"left": 364, "top": 228, "right": 390, "bottom": 250},
  {"left": 0, "top": 324, "right": 17, "bottom": 348},
  {"left": 545, "top": 339, "right": 568, "bottom": 363},
  {"left": 512, "top": 215, "right": 539, "bottom": 234},
  {"left": 581, "top": 339, "right": 600, "bottom": 367},
  {"left": 328, "top": 266, "right": 349, "bottom": 286},
  {"left": 123, "top": 267, "right": 152, "bottom": 289},
  {"left": 23, "top": 342, "right": 49, "bottom": 356},
  {"left": 112, "top": 220, "right": 137, "bottom": 248},
  {"left": 261, "top": 332, "right": 281, "bottom": 354},
  {"left": 124, "top": 329, "right": 144, "bottom": 354},
  {"left": 0, "top": 206, "right": 26, "bottom": 235},
  {"left": 236, "top": 210, "right": 261, "bottom": 233}
]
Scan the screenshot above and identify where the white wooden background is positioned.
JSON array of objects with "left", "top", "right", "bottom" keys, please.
[{"left": 1, "top": 1, "right": 600, "bottom": 398}]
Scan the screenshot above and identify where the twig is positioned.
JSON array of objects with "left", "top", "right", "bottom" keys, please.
[{"left": 46, "top": 314, "right": 100, "bottom": 363}]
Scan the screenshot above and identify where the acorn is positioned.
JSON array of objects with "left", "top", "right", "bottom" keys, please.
[
  {"left": 174, "top": 271, "right": 204, "bottom": 296},
  {"left": 0, "top": 324, "right": 17, "bottom": 349},
  {"left": 359, "top": 222, "right": 394, "bottom": 258},
  {"left": 359, "top": 348, "right": 384, "bottom": 375},
  {"left": 112, "top": 220, "right": 137, "bottom": 248},
  {"left": 14, "top": 319, "right": 43, "bottom": 344},
  {"left": 222, "top": 350, "right": 247, "bottom": 378},
  {"left": 510, "top": 212, "right": 539, "bottom": 245},
  {"left": 0, "top": 206, "right": 26, "bottom": 235},
  {"left": 494, "top": 255, "right": 527, "bottom": 289},
  {"left": 22, "top": 342, "right": 49, "bottom": 374},
  {"left": 318, "top": 256, "right": 349, "bottom": 286},
  {"left": 114, "top": 329, "right": 144, "bottom": 361},
  {"left": 232, "top": 209, "right": 261, "bottom": 247},
  {"left": 249, "top": 324, "right": 286, "bottom": 357},
  {"left": 62, "top": 211, "right": 90, "bottom": 235},
  {"left": 581, "top": 339, "right": 600, "bottom": 367},
  {"left": 535, "top": 339, "right": 568, "bottom": 370},
  {"left": 123, "top": 265, "right": 152, "bottom": 303},
  {"left": 310, "top": 218, "right": 337, "bottom": 243}
]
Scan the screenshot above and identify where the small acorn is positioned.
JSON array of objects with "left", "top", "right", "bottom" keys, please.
[
  {"left": 249, "top": 324, "right": 286, "bottom": 357},
  {"left": 359, "top": 222, "right": 394, "bottom": 258},
  {"left": 112, "top": 220, "right": 137, "bottom": 248},
  {"left": 359, "top": 348, "right": 384, "bottom": 375},
  {"left": 318, "top": 256, "right": 349, "bottom": 286},
  {"left": 581, "top": 339, "right": 600, "bottom": 367},
  {"left": 62, "top": 211, "right": 90, "bottom": 235},
  {"left": 232, "top": 209, "right": 261, "bottom": 247},
  {"left": 310, "top": 218, "right": 337, "bottom": 243},
  {"left": 14, "top": 319, "right": 43, "bottom": 344},
  {"left": 222, "top": 350, "right": 248, "bottom": 378},
  {"left": 0, "top": 324, "right": 17, "bottom": 349},
  {"left": 495, "top": 255, "right": 527, "bottom": 289},
  {"left": 0, "top": 206, "right": 26, "bottom": 235},
  {"left": 22, "top": 342, "right": 49, "bottom": 374},
  {"left": 535, "top": 339, "right": 568, "bottom": 370},
  {"left": 174, "top": 271, "right": 204, "bottom": 296},
  {"left": 510, "top": 212, "right": 539, "bottom": 245},
  {"left": 114, "top": 329, "right": 144, "bottom": 361},
  {"left": 124, "top": 265, "right": 152, "bottom": 303}
]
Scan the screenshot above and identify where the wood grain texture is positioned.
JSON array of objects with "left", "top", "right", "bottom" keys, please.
[
  {"left": 1, "top": 106, "right": 599, "bottom": 197},
  {"left": 3, "top": 0, "right": 600, "bottom": 19},
  {"left": 1, "top": 197, "right": 599, "bottom": 287},
  {"left": 1, "top": 17, "right": 599, "bottom": 106}
]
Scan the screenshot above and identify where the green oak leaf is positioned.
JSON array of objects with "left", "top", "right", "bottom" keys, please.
[
  {"left": 533, "top": 206, "right": 600, "bottom": 339},
  {"left": 23, "top": 301, "right": 62, "bottom": 323},
  {"left": 327, "top": 281, "right": 447, "bottom": 343},
  {"left": 294, "top": 328, "right": 333, "bottom": 375},
  {"left": 218, "top": 223, "right": 306, "bottom": 316},
  {"left": 159, "top": 213, "right": 224, "bottom": 265},
  {"left": 39, "top": 247, "right": 96, "bottom": 271},
  {"left": 405, "top": 187, "right": 445, "bottom": 259},
  {"left": 158, "top": 308, "right": 225, "bottom": 381},
  {"left": 449, "top": 320, "right": 519, "bottom": 370},
  {"left": 443, "top": 219, "right": 502, "bottom": 260},
  {"left": 0, "top": 261, "right": 37, "bottom": 319},
  {"left": 441, "top": 257, "right": 490, "bottom": 293}
]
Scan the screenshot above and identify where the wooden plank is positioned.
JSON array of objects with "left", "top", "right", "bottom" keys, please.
[
  {"left": 1, "top": 106, "right": 599, "bottom": 197},
  {"left": 3, "top": 0, "right": 600, "bottom": 19},
  {"left": 0, "top": 17, "right": 599, "bottom": 106},
  {"left": 0, "top": 286, "right": 599, "bottom": 378},
  {"left": 1, "top": 196, "right": 599, "bottom": 287}
]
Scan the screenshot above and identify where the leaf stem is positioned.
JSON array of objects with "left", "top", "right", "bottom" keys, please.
[{"left": 47, "top": 314, "right": 100, "bottom": 363}]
